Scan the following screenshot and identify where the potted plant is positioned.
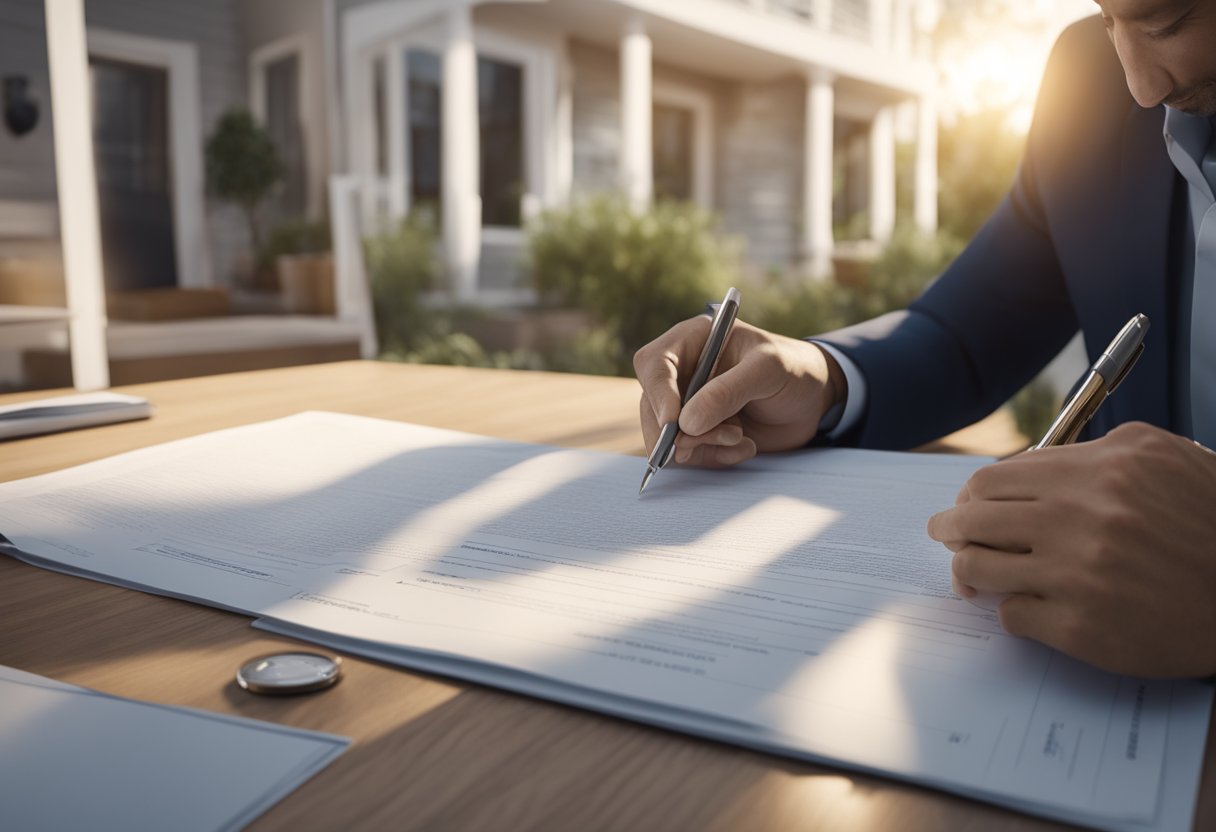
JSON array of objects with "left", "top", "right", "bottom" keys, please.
[
  {"left": 263, "top": 219, "right": 335, "bottom": 315},
  {"left": 204, "top": 110, "right": 283, "bottom": 288}
]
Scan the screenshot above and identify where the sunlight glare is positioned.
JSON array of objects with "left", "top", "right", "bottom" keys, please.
[
  {"left": 769, "top": 613, "right": 915, "bottom": 766},
  {"left": 937, "top": 0, "right": 1095, "bottom": 133}
]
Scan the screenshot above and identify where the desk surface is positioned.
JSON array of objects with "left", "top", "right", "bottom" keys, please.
[{"left": 1, "top": 360, "right": 1211, "bottom": 831}]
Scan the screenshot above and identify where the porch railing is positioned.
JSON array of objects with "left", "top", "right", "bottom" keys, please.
[{"left": 327, "top": 175, "right": 379, "bottom": 359}]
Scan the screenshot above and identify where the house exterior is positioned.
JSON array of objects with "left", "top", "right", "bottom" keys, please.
[
  {"left": 277, "top": 0, "right": 942, "bottom": 300},
  {"left": 1, "top": 0, "right": 939, "bottom": 387}
]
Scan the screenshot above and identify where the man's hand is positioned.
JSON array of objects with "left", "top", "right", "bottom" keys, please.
[
  {"left": 634, "top": 318, "right": 843, "bottom": 468},
  {"left": 927, "top": 422, "right": 1216, "bottom": 678}
]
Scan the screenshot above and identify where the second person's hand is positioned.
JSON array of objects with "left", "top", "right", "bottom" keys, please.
[{"left": 634, "top": 317, "right": 845, "bottom": 468}]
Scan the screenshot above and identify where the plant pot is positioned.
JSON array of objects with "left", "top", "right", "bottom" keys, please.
[{"left": 277, "top": 253, "right": 335, "bottom": 315}]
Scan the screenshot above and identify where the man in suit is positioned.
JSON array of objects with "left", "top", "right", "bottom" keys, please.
[{"left": 633, "top": 3, "right": 1216, "bottom": 679}]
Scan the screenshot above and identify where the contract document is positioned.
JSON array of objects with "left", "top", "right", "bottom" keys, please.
[{"left": 0, "top": 412, "right": 1209, "bottom": 831}]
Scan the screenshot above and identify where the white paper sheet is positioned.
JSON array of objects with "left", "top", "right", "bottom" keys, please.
[
  {"left": 0, "top": 412, "right": 1209, "bottom": 831},
  {"left": 0, "top": 664, "right": 349, "bottom": 831}
]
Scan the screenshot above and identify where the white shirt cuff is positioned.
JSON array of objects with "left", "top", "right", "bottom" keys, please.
[{"left": 809, "top": 340, "right": 867, "bottom": 440}]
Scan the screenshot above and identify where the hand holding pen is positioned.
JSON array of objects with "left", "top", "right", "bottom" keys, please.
[
  {"left": 929, "top": 311, "right": 1216, "bottom": 677},
  {"left": 639, "top": 287, "right": 741, "bottom": 495},
  {"left": 1034, "top": 314, "right": 1149, "bottom": 449},
  {"left": 634, "top": 289, "right": 846, "bottom": 492}
]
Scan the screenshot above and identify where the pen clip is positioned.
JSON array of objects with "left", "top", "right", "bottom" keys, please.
[{"left": 1106, "top": 342, "right": 1144, "bottom": 395}]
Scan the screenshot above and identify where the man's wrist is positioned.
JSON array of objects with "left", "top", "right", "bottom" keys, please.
[
  {"left": 816, "top": 347, "right": 847, "bottom": 433},
  {"left": 808, "top": 340, "right": 866, "bottom": 440}
]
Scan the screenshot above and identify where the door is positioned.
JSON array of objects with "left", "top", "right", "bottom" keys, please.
[{"left": 90, "top": 56, "right": 178, "bottom": 292}]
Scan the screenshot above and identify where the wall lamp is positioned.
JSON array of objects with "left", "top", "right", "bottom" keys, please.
[{"left": 4, "top": 75, "right": 40, "bottom": 137}]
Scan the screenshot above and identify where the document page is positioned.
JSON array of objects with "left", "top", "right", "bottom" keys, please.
[
  {"left": 0, "top": 664, "right": 348, "bottom": 831},
  {"left": 0, "top": 412, "right": 1208, "bottom": 831}
]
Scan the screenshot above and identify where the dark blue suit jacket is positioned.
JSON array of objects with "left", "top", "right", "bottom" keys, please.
[{"left": 819, "top": 16, "right": 1189, "bottom": 450}]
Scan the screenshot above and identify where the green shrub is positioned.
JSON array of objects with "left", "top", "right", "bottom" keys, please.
[
  {"left": 937, "top": 108, "right": 1026, "bottom": 241},
  {"left": 746, "top": 277, "right": 857, "bottom": 338},
  {"left": 542, "top": 327, "right": 624, "bottom": 377},
  {"left": 363, "top": 214, "right": 440, "bottom": 352},
  {"left": 748, "top": 226, "right": 964, "bottom": 338},
  {"left": 861, "top": 225, "right": 966, "bottom": 317},
  {"left": 380, "top": 324, "right": 550, "bottom": 372},
  {"left": 527, "top": 195, "right": 738, "bottom": 373}
]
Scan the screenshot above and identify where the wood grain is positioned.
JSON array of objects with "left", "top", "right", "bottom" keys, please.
[{"left": 0, "top": 361, "right": 1209, "bottom": 831}]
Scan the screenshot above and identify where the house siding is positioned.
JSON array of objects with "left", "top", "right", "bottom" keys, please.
[{"left": 0, "top": 0, "right": 59, "bottom": 202}]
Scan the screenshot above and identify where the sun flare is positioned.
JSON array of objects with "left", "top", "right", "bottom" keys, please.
[{"left": 936, "top": 0, "right": 1097, "bottom": 133}]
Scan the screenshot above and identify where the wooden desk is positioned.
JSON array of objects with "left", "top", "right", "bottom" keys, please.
[{"left": 1, "top": 361, "right": 1211, "bottom": 831}]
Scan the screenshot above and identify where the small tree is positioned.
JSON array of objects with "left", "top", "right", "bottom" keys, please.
[{"left": 205, "top": 109, "right": 283, "bottom": 254}]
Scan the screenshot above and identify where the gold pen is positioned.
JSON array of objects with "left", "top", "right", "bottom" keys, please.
[{"left": 1034, "top": 314, "right": 1149, "bottom": 449}]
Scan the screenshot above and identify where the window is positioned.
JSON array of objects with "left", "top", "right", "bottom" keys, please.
[
  {"left": 407, "top": 50, "right": 442, "bottom": 214},
  {"left": 262, "top": 53, "right": 306, "bottom": 218},
  {"left": 477, "top": 56, "right": 523, "bottom": 227},
  {"left": 403, "top": 50, "right": 525, "bottom": 227},
  {"left": 91, "top": 57, "right": 171, "bottom": 194},
  {"left": 652, "top": 103, "right": 694, "bottom": 203},
  {"left": 372, "top": 53, "right": 388, "bottom": 177}
]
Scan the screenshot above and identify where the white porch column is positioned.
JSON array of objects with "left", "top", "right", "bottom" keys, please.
[
  {"left": 868, "top": 106, "right": 896, "bottom": 244},
  {"left": 914, "top": 92, "right": 938, "bottom": 234},
  {"left": 802, "top": 68, "right": 834, "bottom": 280},
  {"left": 441, "top": 4, "right": 481, "bottom": 301},
  {"left": 619, "top": 15, "right": 652, "bottom": 212},
  {"left": 813, "top": 0, "right": 832, "bottom": 32},
  {"left": 45, "top": 0, "right": 109, "bottom": 390},
  {"left": 870, "top": 0, "right": 893, "bottom": 50},
  {"left": 387, "top": 48, "right": 409, "bottom": 223}
]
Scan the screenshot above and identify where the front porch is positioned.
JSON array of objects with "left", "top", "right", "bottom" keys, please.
[
  {"left": 335, "top": 0, "right": 940, "bottom": 303},
  {"left": 19, "top": 315, "right": 364, "bottom": 389},
  {"left": 9, "top": 0, "right": 943, "bottom": 391}
]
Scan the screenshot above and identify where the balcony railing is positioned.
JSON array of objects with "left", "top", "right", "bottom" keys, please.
[
  {"left": 831, "top": 0, "right": 871, "bottom": 41},
  {"left": 767, "top": 0, "right": 816, "bottom": 25},
  {"left": 729, "top": 0, "right": 899, "bottom": 49}
]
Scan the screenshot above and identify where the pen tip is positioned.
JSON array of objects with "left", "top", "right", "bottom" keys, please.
[{"left": 638, "top": 467, "right": 654, "bottom": 497}]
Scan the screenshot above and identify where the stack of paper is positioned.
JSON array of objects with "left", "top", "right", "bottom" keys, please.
[
  {"left": 0, "top": 412, "right": 1209, "bottom": 831},
  {"left": 0, "top": 664, "right": 348, "bottom": 830}
]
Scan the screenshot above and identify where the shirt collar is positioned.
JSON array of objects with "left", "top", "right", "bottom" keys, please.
[
  {"left": 1163, "top": 106, "right": 1216, "bottom": 200},
  {"left": 1163, "top": 106, "right": 1212, "bottom": 161}
]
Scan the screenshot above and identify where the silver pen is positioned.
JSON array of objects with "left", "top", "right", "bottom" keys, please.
[
  {"left": 1034, "top": 313, "right": 1149, "bottom": 448},
  {"left": 639, "top": 287, "right": 741, "bottom": 495}
]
